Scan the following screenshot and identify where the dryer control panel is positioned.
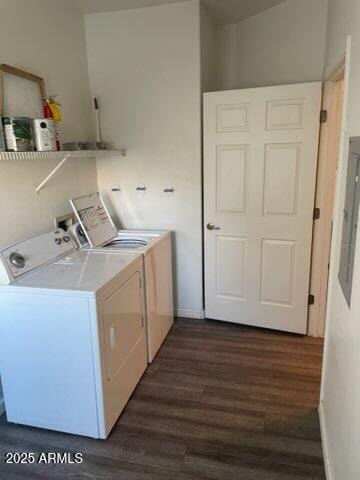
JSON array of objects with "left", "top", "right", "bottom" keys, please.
[{"left": 0, "top": 229, "right": 76, "bottom": 285}]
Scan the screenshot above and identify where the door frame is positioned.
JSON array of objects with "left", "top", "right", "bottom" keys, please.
[
  {"left": 318, "top": 37, "right": 352, "bottom": 480},
  {"left": 308, "top": 58, "right": 347, "bottom": 337}
]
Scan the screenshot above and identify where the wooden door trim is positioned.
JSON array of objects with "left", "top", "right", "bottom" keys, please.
[{"left": 308, "top": 60, "right": 346, "bottom": 337}]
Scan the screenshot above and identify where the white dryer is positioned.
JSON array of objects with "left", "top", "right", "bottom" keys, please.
[
  {"left": 0, "top": 230, "right": 147, "bottom": 439},
  {"left": 69, "top": 193, "right": 174, "bottom": 362}
]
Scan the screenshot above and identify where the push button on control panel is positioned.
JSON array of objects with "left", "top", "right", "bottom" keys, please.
[
  {"left": 63, "top": 236, "right": 71, "bottom": 243},
  {"left": 54, "top": 238, "right": 62, "bottom": 246}
]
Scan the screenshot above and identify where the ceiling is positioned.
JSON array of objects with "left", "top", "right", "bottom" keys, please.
[{"left": 76, "top": 0, "right": 288, "bottom": 25}]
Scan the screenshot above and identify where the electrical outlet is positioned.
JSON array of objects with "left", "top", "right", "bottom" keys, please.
[{"left": 54, "top": 213, "right": 75, "bottom": 231}]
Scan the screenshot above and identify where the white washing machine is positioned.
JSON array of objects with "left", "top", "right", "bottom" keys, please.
[
  {"left": 0, "top": 229, "right": 147, "bottom": 439},
  {"left": 69, "top": 193, "right": 174, "bottom": 362}
]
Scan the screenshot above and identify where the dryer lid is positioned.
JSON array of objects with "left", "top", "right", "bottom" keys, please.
[
  {"left": 70, "top": 193, "right": 117, "bottom": 247},
  {"left": 14, "top": 250, "right": 141, "bottom": 294}
]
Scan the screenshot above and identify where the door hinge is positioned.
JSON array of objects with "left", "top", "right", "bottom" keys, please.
[
  {"left": 320, "top": 109, "right": 328, "bottom": 123},
  {"left": 313, "top": 207, "right": 321, "bottom": 220},
  {"left": 308, "top": 294, "right": 315, "bottom": 306}
]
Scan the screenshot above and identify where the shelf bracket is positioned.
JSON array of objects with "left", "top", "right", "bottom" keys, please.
[{"left": 36, "top": 153, "right": 71, "bottom": 194}]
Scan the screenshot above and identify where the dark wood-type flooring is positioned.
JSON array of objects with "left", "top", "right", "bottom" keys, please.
[{"left": 0, "top": 318, "right": 325, "bottom": 479}]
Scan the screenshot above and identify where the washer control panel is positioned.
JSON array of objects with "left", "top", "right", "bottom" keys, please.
[{"left": 0, "top": 229, "right": 76, "bottom": 285}]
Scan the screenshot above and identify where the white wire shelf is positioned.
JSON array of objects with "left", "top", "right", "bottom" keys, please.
[
  {"left": 0, "top": 149, "right": 123, "bottom": 193},
  {"left": 0, "top": 150, "right": 120, "bottom": 161}
]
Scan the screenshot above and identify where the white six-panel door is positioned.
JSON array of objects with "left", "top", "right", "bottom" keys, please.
[{"left": 204, "top": 83, "right": 322, "bottom": 334}]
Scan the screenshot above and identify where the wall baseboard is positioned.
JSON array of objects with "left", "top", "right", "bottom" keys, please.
[
  {"left": 175, "top": 308, "right": 205, "bottom": 319},
  {"left": 0, "top": 396, "right": 5, "bottom": 417},
  {"left": 319, "top": 401, "right": 332, "bottom": 480}
]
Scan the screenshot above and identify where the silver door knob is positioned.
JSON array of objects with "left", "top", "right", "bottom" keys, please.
[{"left": 207, "top": 223, "right": 220, "bottom": 231}]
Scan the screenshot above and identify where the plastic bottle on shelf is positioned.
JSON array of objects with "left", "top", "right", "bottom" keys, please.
[{"left": 43, "top": 96, "right": 61, "bottom": 151}]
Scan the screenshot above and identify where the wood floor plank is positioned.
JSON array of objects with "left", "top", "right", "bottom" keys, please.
[
  {"left": 135, "top": 375, "right": 205, "bottom": 403},
  {"left": 121, "top": 397, "right": 264, "bottom": 435},
  {"left": 0, "top": 417, "right": 186, "bottom": 473},
  {"left": 182, "top": 436, "right": 325, "bottom": 479},
  {"left": 0, "top": 435, "right": 199, "bottom": 480},
  {"left": 201, "top": 385, "right": 320, "bottom": 418},
  {"left": 142, "top": 368, "right": 321, "bottom": 403},
  {"left": 182, "top": 453, "right": 325, "bottom": 480},
  {"left": 0, "top": 318, "right": 325, "bottom": 479},
  {"left": 157, "top": 344, "right": 322, "bottom": 372},
  {"left": 264, "top": 409, "right": 322, "bottom": 441},
  {"left": 172, "top": 318, "right": 324, "bottom": 346},
  {"left": 165, "top": 334, "right": 324, "bottom": 357}
]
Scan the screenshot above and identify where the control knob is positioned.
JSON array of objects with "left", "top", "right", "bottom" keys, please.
[{"left": 9, "top": 252, "right": 26, "bottom": 269}]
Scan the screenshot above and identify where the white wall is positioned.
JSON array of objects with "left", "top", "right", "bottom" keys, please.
[
  {"left": 0, "top": 0, "right": 97, "bottom": 246},
  {"left": 200, "top": 2, "right": 216, "bottom": 92},
  {"left": 214, "top": 24, "right": 238, "bottom": 91},
  {"left": 0, "top": 0, "right": 97, "bottom": 414},
  {"left": 0, "top": 0, "right": 93, "bottom": 142},
  {"left": 0, "top": 157, "right": 98, "bottom": 247},
  {"left": 215, "top": 0, "right": 328, "bottom": 90},
  {"left": 320, "top": 2, "right": 360, "bottom": 479},
  {"left": 85, "top": 0, "right": 203, "bottom": 318}
]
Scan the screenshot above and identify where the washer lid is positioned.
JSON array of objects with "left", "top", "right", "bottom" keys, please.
[{"left": 70, "top": 193, "right": 117, "bottom": 247}]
